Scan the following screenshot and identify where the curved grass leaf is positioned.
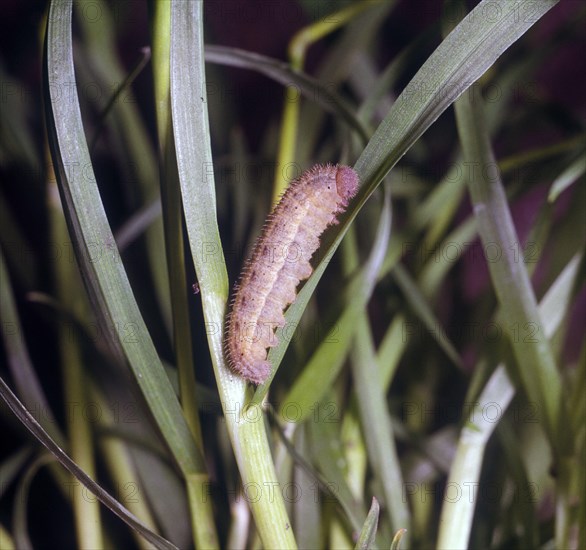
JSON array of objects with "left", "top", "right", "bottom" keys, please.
[
  {"left": 13, "top": 454, "right": 55, "bottom": 550},
  {"left": 74, "top": 0, "right": 172, "bottom": 333},
  {"left": 0, "top": 377, "right": 177, "bottom": 550},
  {"left": 354, "top": 497, "right": 380, "bottom": 550},
  {"left": 205, "top": 45, "right": 369, "bottom": 143},
  {"left": 548, "top": 151, "right": 586, "bottom": 203},
  {"left": 169, "top": 2, "right": 296, "bottom": 547},
  {"left": 437, "top": 252, "right": 581, "bottom": 549},
  {"left": 0, "top": 249, "right": 63, "bottom": 445},
  {"left": 454, "top": 84, "right": 561, "bottom": 448},
  {"left": 43, "top": 0, "right": 204, "bottom": 483}
]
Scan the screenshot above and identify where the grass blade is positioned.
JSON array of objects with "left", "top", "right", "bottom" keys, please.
[
  {"left": 44, "top": 0, "right": 205, "bottom": 501},
  {"left": 354, "top": 497, "right": 380, "bottom": 550},
  {"left": 453, "top": 86, "right": 561, "bottom": 448},
  {"left": 0, "top": 377, "right": 177, "bottom": 550},
  {"left": 205, "top": 45, "right": 369, "bottom": 143},
  {"left": 169, "top": 2, "right": 295, "bottom": 547},
  {"left": 0, "top": 249, "right": 62, "bottom": 444},
  {"left": 437, "top": 252, "right": 581, "bottom": 549}
]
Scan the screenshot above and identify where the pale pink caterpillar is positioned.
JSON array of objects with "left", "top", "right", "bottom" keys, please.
[{"left": 225, "top": 164, "right": 360, "bottom": 384}]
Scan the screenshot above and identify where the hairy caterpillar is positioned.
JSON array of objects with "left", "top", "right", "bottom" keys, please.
[{"left": 225, "top": 164, "right": 360, "bottom": 384}]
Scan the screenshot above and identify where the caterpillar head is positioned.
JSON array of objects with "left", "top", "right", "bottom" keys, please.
[{"left": 335, "top": 165, "right": 360, "bottom": 206}]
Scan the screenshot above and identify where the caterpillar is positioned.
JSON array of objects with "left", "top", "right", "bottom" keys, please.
[{"left": 225, "top": 164, "right": 360, "bottom": 384}]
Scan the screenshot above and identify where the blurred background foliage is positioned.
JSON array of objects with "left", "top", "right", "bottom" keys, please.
[{"left": 0, "top": 0, "right": 585, "bottom": 549}]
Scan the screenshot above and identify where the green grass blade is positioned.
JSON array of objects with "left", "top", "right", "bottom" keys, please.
[
  {"left": 0, "top": 377, "right": 177, "bottom": 550},
  {"left": 354, "top": 497, "right": 380, "bottom": 550},
  {"left": 453, "top": 87, "right": 562, "bottom": 448},
  {"left": 437, "top": 365, "right": 516, "bottom": 550},
  {"left": 392, "top": 263, "right": 462, "bottom": 368},
  {"left": 48, "top": 142, "right": 105, "bottom": 547},
  {"left": 351, "top": 316, "right": 410, "bottom": 537},
  {"left": 150, "top": 7, "right": 216, "bottom": 546},
  {"left": 205, "top": 45, "right": 369, "bottom": 143},
  {"left": 437, "top": 251, "right": 581, "bottom": 549},
  {"left": 274, "top": 0, "right": 376, "bottom": 199},
  {"left": 0, "top": 248, "right": 63, "bottom": 445},
  {"left": 354, "top": 0, "right": 559, "bottom": 185},
  {"left": 344, "top": 193, "right": 409, "bottom": 536},
  {"left": 74, "top": 0, "right": 172, "bottom": 333},
  {"left": 169, "top": 2, "right": 296, "bottom": 547},
  {"left": 376, "top": 313, "right": 408, "bottom": 390},
  {"left": 44, "top": 0, "right": 203, "bottom": 483},
  {"left": 548, "top": 151, "right": 586, "bottom": 203},
  {"left": 298, "top": 1, "right": 396, "bottom": 162},
  {"left": 308, "top": 413, "right": 368, "bottom": 536}
]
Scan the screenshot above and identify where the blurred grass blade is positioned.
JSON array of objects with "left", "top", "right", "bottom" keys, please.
[
  {"left": 297, "top": 1, "right": 395, "bottom": 162},
  {"left": 437, "top": 365, "right": 515, "bottom": 550},
  {"left": 419, "top": 217, "right": 477, "bottom": 298},
  {"left": 114, "top": 199, "right": 162, "bottom": 251},
  {"left": 75, "top": 0, "right": 172, "bottom": 333},
  {"left": 539, "top": 254, "right": 582, "bottom": 337},
  {"left": 390, "top": 528, "right": 408, "bottom": 550},
  {"left": 274, "top": 0, "right": 376, "bottom": 199},
  {"left": 169, "top": 2, "right": 296, "bottom": 547},
  {"left": 293, "top": 425, "right": 320, "bottom": 549},
  {"left": 331, "top": 189, "right": 411, "bottom": 536},
  {"left": 392, "top": 263, "right": 462, "bottom": 368},
  {"left": 351, "top": 311, "right": 409, "bottom": 536},
  {"left": 354, "top": 497, "right": 380, "bottom": 550},
  {"left": 376, "top": 313, "right": 408, "bottom": 390},
  {"left": 275, "top": 411, "right": 366, "bottom": 536},
  {"left": 13, "top": 454, "right": 54, "bottom": 550},
  {"left": 454, "top": 86, "right": 561, "bottom": 448},
  {"left": 0, "top": 524, "right": 14, "bottom": 550},
  {"left": 0, "top": 248, "right": 63, "bottom": 445},
  {"left": 0, "top": 449, "right": 32, "bottom": 500},
  {"left": 0, "top": 188, "right": 37, "bottom": 290},
  {"left": 347, "top": 192, "right": 409, "bottom": 536},
  {"left": 205, "top": 45, "right": 369, "bottom": 142},
  {"left": 0, "top": 377, "right": 177, "bottom": 550},
  {"left": 307, "top": 417, "right": 367, "bottom": 535},
  {"left": 88, "top": 45, "right": 152, "bottom": 152},
  {"left": 437, "top": 252, "right": 581, "bottom": 549},
  {"left": 354, "top": 0, "right": 560, "bottom": 186},
  {"left": 548, "top": 151, "right": 586, "bottom": 203},
  {"left": 357, "top": 26, "right": 437, "bottom": 124},
  {"left": 44, "top": 0, "right": 203, "bottom": 481}
]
